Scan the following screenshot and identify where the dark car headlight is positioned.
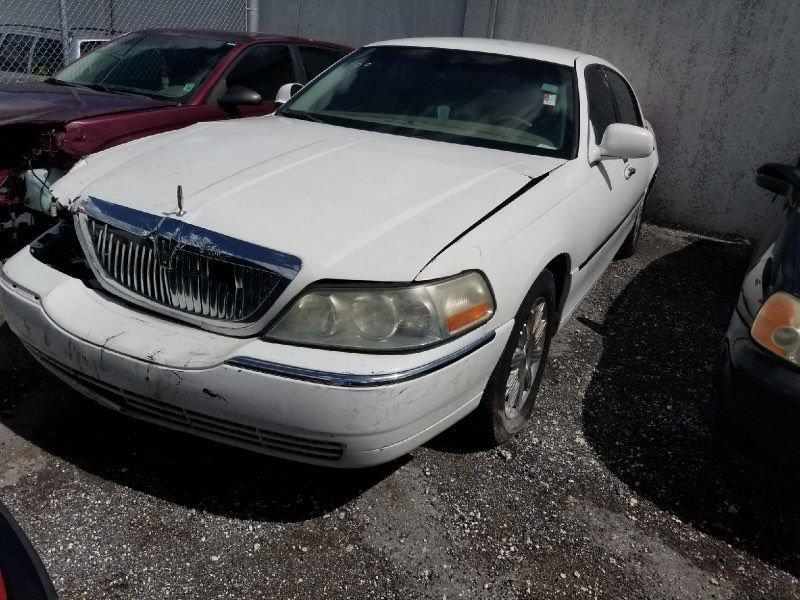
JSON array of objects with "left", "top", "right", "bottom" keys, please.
[{"left": 751, "top": 292, "right": 800, "bottom": 365}]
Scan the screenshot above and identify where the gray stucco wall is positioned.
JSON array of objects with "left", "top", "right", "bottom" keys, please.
[
  {"left": 258, "top": 0, "right": 469, "bottom": 46},
  {"left": 258, "top": 0, "right": 800, "bottom": 237}
]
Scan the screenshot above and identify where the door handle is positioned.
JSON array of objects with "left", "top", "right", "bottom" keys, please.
[{"left": 624, "top": 165, "right": 637, "bottom": 180}]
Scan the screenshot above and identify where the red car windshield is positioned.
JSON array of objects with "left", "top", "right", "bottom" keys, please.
[{"left": 51, "top": 33, "right": 235, "bottom": 102}]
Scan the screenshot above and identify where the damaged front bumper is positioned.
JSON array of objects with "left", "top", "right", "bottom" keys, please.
[{"left": 0, "top": 245, "right": 510, "bottom": 467}]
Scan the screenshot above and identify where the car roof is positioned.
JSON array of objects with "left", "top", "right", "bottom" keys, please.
[
  {"left": 133, "top": 29, "right": 351, "bottom": 50},
  {"left": 0, "top": 25, "right": 350, "bottom": 49},
  {"left": 368, "top": 37, "right": 594, "bottom": 67}
]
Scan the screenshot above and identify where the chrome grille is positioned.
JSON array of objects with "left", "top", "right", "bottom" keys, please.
[{"left": 86, "top": 217, "right": 283, "bottom": 323}]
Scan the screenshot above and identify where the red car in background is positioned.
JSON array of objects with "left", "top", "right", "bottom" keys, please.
[
  {"left": 0, "top": 501, "right": 56, "bottom": 600},
  {"left": 0, "top": 29, "right": 351, "bottom": 240}
]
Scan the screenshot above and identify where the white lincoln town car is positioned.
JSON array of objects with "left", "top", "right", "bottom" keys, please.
[{"left": 0, "top": 38, "right": 657, "bottom": 467}]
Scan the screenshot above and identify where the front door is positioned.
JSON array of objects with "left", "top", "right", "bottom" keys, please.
[{"left": 217, "top": 44, "right": 297, "bottom": 118}]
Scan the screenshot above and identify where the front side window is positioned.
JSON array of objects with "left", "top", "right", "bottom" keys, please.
[
  {"left": 604, "top": 69, "right": 642, "bottom": 126},
  {"left": 53, "top": 33, "right": 235, "bottom": 101},
  {"left": 585, "top": 65, "right": 616, "bottom": 142},
  {"left": 0, "top": 34, "right": 34, "bottom": 73},
  {"left": 225, "top": 45, "right": 293, "bottom": 100},
  {"left": 280, "top": 46, "right": 577, "bottom": 158}
]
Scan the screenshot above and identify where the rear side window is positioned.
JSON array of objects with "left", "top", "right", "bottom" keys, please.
[
  {"left": 604, "top": 69, "right": 642, "bottom": 126},
  {"left": 585, "top": 65, "right": 615, "bottom": 142},
  {"left": 31, "top": 38, "right": 63, "bottom": 76},
  {"left": 226, "top": 45, "right": 294, "bottom": 100},
  {"left": 0, "top": 34, "right": 35, "bottom": 73},
  {"left": 298, "top": 46, "right": 345, "bottom": 81}
]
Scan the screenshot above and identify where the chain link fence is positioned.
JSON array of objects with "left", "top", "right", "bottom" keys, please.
[{"left": 0, "top": 0, "right": 248, "bottom": 84}]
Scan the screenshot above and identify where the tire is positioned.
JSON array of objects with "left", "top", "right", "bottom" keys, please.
[
  {"left": 472, "top": 269, "right": 557, "bottom": 446},
  {"left": 615, "top": 201, "right": 643, "bottom": 260}
]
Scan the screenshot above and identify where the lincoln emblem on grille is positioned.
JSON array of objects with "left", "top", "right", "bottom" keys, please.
[{"left": 154, "top": 236, "right": 173, "bottom": 270}]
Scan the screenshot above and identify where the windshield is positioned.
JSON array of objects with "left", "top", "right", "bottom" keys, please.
[
  {"left": 52, "top": 33, "right": 235, "bottom": 102},
  {"left": 280, "top": 46, "right": 577, "bottom": 158}
]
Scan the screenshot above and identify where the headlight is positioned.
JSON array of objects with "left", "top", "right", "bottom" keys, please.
[
  {"left": 266, "top": 271, "right": 495, "bottom": 351},
  {"left": 751, "top": 292, "right": 800, "bottom": 365}
]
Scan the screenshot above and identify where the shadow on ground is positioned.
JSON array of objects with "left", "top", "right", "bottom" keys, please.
[
  {"left": 582, "top": 239, "right": 800, "bottom": 576},
  {"left": 0, "top": 328, "right": 403, "bottom": 523}
]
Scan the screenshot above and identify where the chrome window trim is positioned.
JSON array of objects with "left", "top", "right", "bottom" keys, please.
[
  {"left": 74, "top": 196, "right": 302, "bottom": 337},
  {"left": 226, "top": 331, "right": 495, "bottom": 387}
]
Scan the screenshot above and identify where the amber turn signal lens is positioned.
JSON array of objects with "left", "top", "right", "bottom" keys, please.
[
  {"left": 446, "top": 300, "right": 492, "bottom": 334},
  {"left": 751, "top": 292, "right": 800, "bottom": 363}
]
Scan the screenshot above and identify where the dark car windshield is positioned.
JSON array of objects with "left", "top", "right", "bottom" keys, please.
[
  {"left": 51, "top": 33, "right": 235, "bottom": 102},
  {"left": 279, "top": 46, "right": 576, "bottom": 158}
]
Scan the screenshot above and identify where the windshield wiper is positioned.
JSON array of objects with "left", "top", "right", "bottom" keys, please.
[
  {"left": 84, "top": 82, "right": 133, "bottom": 96},
  {"left": 43, "top": 77, "right": 84, "bottom": 88},
  {"left": 279, "top": 109, "right": 325, "bottom": 124}
]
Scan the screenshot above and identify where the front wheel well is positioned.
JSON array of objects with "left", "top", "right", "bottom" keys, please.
[{"left": 543, "top": 253, "right": 571, "bottom": 330}]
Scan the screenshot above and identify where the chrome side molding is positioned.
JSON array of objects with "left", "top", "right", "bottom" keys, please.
[{"left": 227, "top": 331, "right": 496, "bottom": 387}]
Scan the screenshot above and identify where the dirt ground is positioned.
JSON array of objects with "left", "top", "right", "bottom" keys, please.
[{"left": 1, "top": 224, "right": 799, "bottom": 599}]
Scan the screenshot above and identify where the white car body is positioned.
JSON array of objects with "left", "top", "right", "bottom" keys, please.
[{"left": 0, "top": 38, "right": 658, "bottom": 467}]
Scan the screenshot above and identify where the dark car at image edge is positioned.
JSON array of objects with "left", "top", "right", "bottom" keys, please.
[{"left": 715, "top": 159, "right": 800, "bottom": 478}]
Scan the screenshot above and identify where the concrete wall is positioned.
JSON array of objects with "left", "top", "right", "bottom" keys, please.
[
  {"left": 258, "top": 0, "right": 800, "bottom": 237},
  {"left": 258, "top": 0, "right": 469, "bottom": 46}
]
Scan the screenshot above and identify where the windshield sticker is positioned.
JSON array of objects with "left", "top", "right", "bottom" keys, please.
[
  {"left": 542, "top": 83, "right": 558, "bottom": 106},
  {"left": 437, "top": 105, "right": 450, "bottom": 120},
  {"left": 183, "top": 83, "right": 196, "bottom": 92}
]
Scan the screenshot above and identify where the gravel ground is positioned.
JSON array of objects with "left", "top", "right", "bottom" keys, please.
[{"left": 1, "top": 223, "right": 799, "bottom": 599}]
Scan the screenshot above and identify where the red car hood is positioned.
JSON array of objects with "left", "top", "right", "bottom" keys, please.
[{"left": 0, "top": 82, "right": 175, "bottom": 126}]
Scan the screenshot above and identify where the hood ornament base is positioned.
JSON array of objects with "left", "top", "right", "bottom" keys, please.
[{"left": 176, "top": 184, "right": 186, "bottom": 217}]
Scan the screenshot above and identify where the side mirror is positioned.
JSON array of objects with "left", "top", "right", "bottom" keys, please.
[
  {"left": 219, "top": 85, "right": 262, "bottom": 106},
  {"left": 756, "top": 163, "right": 800, "bottom": 199},
  {"left": 590, "top": 123, "right": 654, "bottom": 162},
  {"left": 275, "top": 82, "right": 303, "bottom": 107}
]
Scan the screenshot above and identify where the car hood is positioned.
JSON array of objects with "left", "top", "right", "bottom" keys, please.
[
  {"left": 0, "top": 82, "right": 175, "bottom": 126},
  {"left": 53, "top": 116, "right": 565, "bottom": 281}
]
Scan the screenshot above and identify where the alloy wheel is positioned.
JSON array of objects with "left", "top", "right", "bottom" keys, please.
[{"left": 504, "top": 297, "right": 548, "bottom": 420}]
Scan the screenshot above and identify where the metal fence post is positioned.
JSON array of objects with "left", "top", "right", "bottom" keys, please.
[
  {"left": 58, "top": 0, "right": 69, "bottom": 62},
  {"left": 246, "top": 0, "right": 259, "bottom": 32}
]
